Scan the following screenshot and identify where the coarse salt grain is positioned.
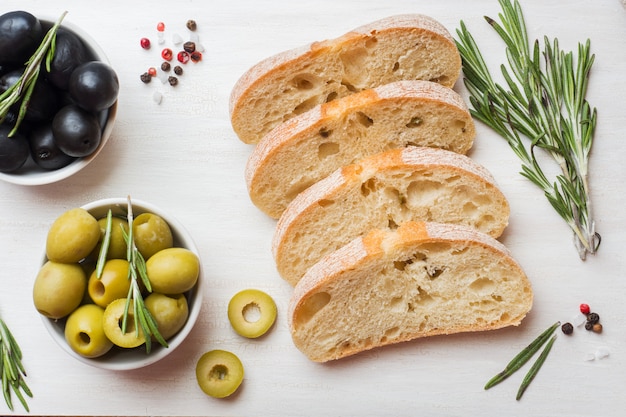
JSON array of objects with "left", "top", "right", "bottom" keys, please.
[
  {"left": 572, "top": 312, "right": 587, "bottom": 327},
  {"left": 172, "top": 33, "right": 183, "bottom": 45},
  {"left": 595, "top": 346, "right": 610, "bottom": 360},
  {"left": 156, "top": 72, "right": 169, "bottom": 84},
  {"left": 189, "top": 32, "right": 200, "bottom": 43},
  {"left": 152, "top": 91, "right": 163, "bottom": 104}
]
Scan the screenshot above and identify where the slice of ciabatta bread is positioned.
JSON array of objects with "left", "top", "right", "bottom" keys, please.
[
  {"left": 230, "top": 14, "right": 462, "bottom": 144},
  {"left": 246, "top": 80, "right": 475, "bottom": 218},
  {"left": 288, "top": 221, "right": 532, "bottom": 362},
  {"left": 273, "top": 146, "right": 510, "bottom": 286}
]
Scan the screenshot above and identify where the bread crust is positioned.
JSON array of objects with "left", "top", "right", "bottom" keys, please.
[
  {"left": 246, "top": 80, "right": 476, "bottom": 218},
  {"left": 230, "top": 14, "right": 462, "bottom": 144},
  {"left": 288, "top": 221, "right": 532, "bottom": 362}
]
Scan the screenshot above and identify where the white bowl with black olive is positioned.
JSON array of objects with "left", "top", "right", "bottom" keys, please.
[{"left": 0, "top": 10, "right": 118, "bottom": 185}]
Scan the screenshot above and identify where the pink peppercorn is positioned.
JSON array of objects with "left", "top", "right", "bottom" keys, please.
[
  {"left": 177, "top": 51, "right": 190, "bottom": 64},
  {"left": 140, "top": 37, "right": 151, "bottom": 49},
  {"left": 580, "top": 303, "right": 590, "bottom": 315},
  {"left": 147, "top": 67, "right": 157, "bottom": 77},
  {"left": 156, "top": 22, "right": 165, "bottom": 32},
  {"left": 161, "top": 48, "right": 173, "bottom": 61}
]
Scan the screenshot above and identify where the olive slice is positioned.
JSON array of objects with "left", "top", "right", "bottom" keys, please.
[
  {"left": 196, "top": 350, "right": 244, "bottom": 398},
  {"left": 227, "top": 289, "right": 277, "bottom": 338},
  {"left": 102, "top": 298, "right": 146, "bottom": 348}
]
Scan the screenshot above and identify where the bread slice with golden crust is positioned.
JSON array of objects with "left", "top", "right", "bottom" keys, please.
[
  {"left": 230, "top": 14, "right": 462, "bottom": 144},
  {"left": 288, "top": 221, "right": 532, "bottom": 362},
  {"left": 273, "top": 146, "right": 509, "bottom": 286},
  {"left": 246, "top": 80, "right": 475, "bottom": 218}
]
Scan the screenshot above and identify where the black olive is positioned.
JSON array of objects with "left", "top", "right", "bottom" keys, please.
[
  {"left": 69, "top": 61, "right": 119, "bottom": 112},
  {"left": 27, "top": 123, "right": 76, "bottom": 170},
  {"left": 0, "top": 11, "right": 43, "bottom": 65},
  {"left": 44, "top": 27, "right": 90, "bottom": 90},
  {"left": 51, "top": 104, "right": 101, "bottom": 157},
  {"left": 0, "top": 124, "right": 30, "bottom": 172},
  {"left": 0, "top": 69, "right": 61, "bottom": 122}
]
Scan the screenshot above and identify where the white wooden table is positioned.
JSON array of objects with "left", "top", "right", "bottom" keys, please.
[{"left": 1, "top": 0, "right": 625, "bottom": 415}]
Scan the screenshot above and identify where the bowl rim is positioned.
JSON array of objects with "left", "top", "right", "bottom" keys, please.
[
  {"left": 40, "top": 198, "right": 203, "bottom": 371},
  {"left": 0, "top": 15, "right": 117, "bottom": 186}
]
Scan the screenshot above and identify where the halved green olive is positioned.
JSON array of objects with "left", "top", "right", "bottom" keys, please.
[
  {"left": 196, "top": 350, "right": 244, "bottom": 398},
  {"left": 102, "top": 298, "right": 145, "bottom": 348},
  {"left": 228, "top": 289, "right": 277, "bottom": 338}
]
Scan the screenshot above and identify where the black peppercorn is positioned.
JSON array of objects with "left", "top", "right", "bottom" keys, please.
[
  {"left": 587, "top": 312, "right": 600, "bottom": 325},
  {"left": 183, "top": 41, "right": 196, "bottom": 53},
  {"left": 592, "top": 323, "right": 603, "bottom": 333},
  {"left": 161, "top": 61, "right": 171, "bottom": 72},
  {"left": 174, "top": 65, "right": 183, "bottom": 76},
  {"left": 186, "top": 19, "right": 197, "bottom": 31},
  {"left": 140, "top": 72, "right": 152, "bottom": 83},
  {"left": 584, "top": 321, "right": 594, "bottom": 331},
  {"left": 168, "top": 76, "right": 178, "bottom": 86},
  {"left": 561, "top": 322, "right": 574, "bottom": 335}
]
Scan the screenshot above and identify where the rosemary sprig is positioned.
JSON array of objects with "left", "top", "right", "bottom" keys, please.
[
  {"left": 484, "top": 321, "right": 559, "bottom": 390},
  {"left": 455, "top": 0, "right": 600, "bottom": 260},
  {"left": 0, "top": 11, "right": 68, "bottom": 136},
  {"left": 516, "top": 334, "right": 557, "bottom": 400},
  {"left": 0, "top": 318, "right": 32, "bottom": 412},
  {"left": 121, "top": 196, "right": 168, "bottom": 353}
]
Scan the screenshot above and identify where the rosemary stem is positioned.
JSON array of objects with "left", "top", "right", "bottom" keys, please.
[
  {"left": 121, "top": 196, "right": 167, "bottom": 353},
  {"left": 0, "top": 318, "right": 31, "bottom": 411},
  {"left": 0, "top": 11, "right": 68, "bottom": 136},
  {"left": 456, "top": 0, "right": 599, "bottom": 260}
]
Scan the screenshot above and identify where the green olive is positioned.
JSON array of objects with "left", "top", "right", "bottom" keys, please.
[
  {"left": 87, "top": 259, "right": 131, "bottom": 308},
  {"left": 64, "top": 304, "right": 113, "bottom": 358},
  {"left": 145, "top": 247, "right": 199, "bottom": 294},
  {"left": 132, "top": 213, "right": 173, "bottom": 259},
  {"left": 196, "top": 350, "right": 244, "bottom": 398},
  {"left": 145, "top": 293, "right": 189, "bottom": 340},
  {"left": 102, "top": 298, "right": 145, "bottom": 348},
  {"left": 33, "top": 261, "right": 86, "bottom": 319},
  {"left": 228, "top": 289, "right": 277, "bottom": 338},
  {"left": 93, "top": 216, "right": 129, "bottom": 260},
  {"left": 46, "top": 208, "right": 101, "bottom": 263}
]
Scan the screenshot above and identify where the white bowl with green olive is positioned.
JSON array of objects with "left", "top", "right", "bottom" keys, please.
[
  {"left": 0, "top": 11, "right": 118, "bottom": 185},
  {"left": 34, "top": 198, "right": 203, "bottom": 371}
]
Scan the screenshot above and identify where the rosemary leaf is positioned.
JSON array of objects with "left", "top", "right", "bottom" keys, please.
[
  {"left": 484, "top": 321, "right": 559, "bottom": 390},
  {"left": 0, "top": 318, "right": 31, "bottom": 411},
  {"left": 95, "top": 209, "right": 113, "bottom": 278},
  {"left": 455, "top": 0, "right": 600, "bottom": 259},
  {"left": 516, "top": 334, "right": 557, "bottom": 400}
]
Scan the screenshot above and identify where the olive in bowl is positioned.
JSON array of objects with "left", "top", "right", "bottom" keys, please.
[
  {"left": 0, "top": 11, "right": 118, "bottom": 185},
  {"left": 34, "top": 198, "right": 203, "bottom": 371}
]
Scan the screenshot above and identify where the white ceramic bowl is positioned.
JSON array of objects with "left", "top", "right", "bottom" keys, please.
[
  {"left": 40, "top": 198, "right": 203, "bottom": 371},
  {"left": 0, "top": 15, "right": 117, "bottom": 186}
]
